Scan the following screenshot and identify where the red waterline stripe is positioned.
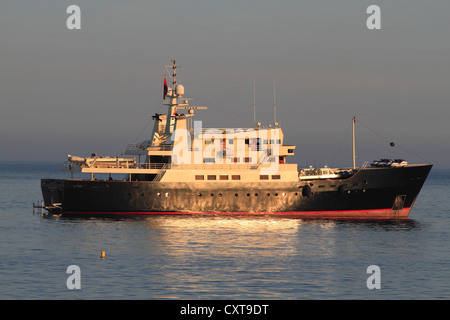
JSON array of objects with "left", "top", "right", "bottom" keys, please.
[{"left": 61, "top": 207, "right": 411, "bottom": 219}]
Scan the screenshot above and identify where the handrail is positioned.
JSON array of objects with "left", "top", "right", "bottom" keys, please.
[
  {"left": 76, "top": 162, "right": 170, "bottom": 170},
  {"left": 139, "top": 163, "right": 171, "bottom": 169},
  {"left": 153, "top": 163, "right": 168, "bottom": 181},
  {"left": 126, "top": 144, "right": 173, "bottom": 151}
]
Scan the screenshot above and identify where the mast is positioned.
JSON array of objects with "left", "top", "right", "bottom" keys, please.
[
  {"left": 162, "top": 59, "right": 207, "bottom": 137},
  {"left": 172, "top": 59, "right": 176, "bottom": 91},
  {"left": 352, "top": 116, "right": 356, "bottom": 169},
  {"left": 165, "top": 60, "right": 179, "bottom": 135}
]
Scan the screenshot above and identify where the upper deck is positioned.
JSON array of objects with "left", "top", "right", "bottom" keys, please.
[{"left": 65, "top": 60, "right": 297, "bottom": 183}]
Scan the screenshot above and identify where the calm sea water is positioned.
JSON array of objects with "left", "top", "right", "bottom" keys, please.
[{"left": 1, "top": 161, "right": 449, "bottom": 300}]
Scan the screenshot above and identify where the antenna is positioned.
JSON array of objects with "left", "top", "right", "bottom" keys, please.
[
  {"left": 273, "top": 76, "right": 277, "bottom": 124},
  {"left": 352, "top": 116, "right": 356, "bottom": 169},
  {"left": 253, "top": 76, "right": 256, "bottom": 127}
]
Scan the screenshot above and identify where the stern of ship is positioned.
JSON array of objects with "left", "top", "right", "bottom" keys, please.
[{"left": 41, "top": 179, "right": 64, "bottom": 214}]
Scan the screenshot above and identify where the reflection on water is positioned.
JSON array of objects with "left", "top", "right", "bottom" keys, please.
[
  {"left": 48, "top": 214, "right": 425, "bottom": 263},
  {"left": 38, "top": 213, "right": 428, "bottom": 299},
  {"left": 334, "top": 218, "right": 424, "bottom": 231},
  {"left": 144, "top": 215, "right": 302, "bottom": 260}
]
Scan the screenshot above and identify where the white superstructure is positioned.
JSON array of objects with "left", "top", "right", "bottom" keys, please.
[{"left": 66, "top": 60, "right": 298, "bottom": 183}]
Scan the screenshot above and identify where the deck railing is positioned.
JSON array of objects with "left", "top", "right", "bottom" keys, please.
[{"left": 126, "top": 144, "right": 173, "bottom": 152}]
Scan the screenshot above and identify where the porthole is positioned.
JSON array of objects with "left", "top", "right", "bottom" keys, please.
[
  {"left": 254, "top": 193, "right": 258, "bottom": 197},
  {"left": 235, "top": 193, "right": 238, "bottom": 197},
  {"left": 267, "top": 193, "right": 270, "bottom": 196},
  {"left": 275, "top": 193, "right": 278, "bottom": 196},
  {"left": 247, "top": 193, "right": 251, "bottom": 197},
  {"left": 218, "top": 193, "right": 222, "bottom": 197},
  {"left": 211, "top": 193, "right": 214, "bottom": 197},
  {"left": 198, "top": 193, "right": 202, "bottom": 197}
]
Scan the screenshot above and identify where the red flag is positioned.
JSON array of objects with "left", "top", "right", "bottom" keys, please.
[{"left": 163, "top": 76, "right": 168, "bottom": 99}]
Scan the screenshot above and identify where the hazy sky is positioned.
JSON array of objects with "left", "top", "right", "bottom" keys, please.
[{"left": 1, "top": 0, "right": 449, "bottom": 168}]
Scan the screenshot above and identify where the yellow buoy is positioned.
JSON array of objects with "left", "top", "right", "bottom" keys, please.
[{"left": 100, "top": 251, "right": 106, "bottom": 259}]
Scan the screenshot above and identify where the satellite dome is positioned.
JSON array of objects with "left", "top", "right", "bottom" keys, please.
[{"left": 175, "top": 84, "right": 184, "bottom": 97}]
